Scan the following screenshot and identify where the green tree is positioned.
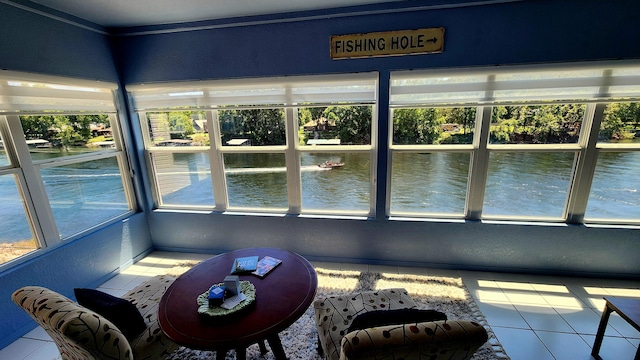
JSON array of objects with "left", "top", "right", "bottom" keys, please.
[
  {"left": 168, "top": 111, "right": 195, "bottom": 138},
  {"left": 325, "top": 106, "right": 371, "bottom": 145},
  {"left": 20, "top": 115, "right": 55, "bottom": 140},
  {"left": 241, "top": 109, "right": 286, "bottom": 145},
  {"left": 393, "top": 108, "right": 442, "bottom": 144},
  {"left": 440, "top": 107, "right": 476, "bottom": 134},
  {"left": 219, "top": 109, "right": 244, "bottom": 142},
  {"left": 602, "top": 102, "right": 640, "bottom": 140}
]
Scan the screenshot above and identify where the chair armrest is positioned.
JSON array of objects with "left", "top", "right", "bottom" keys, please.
[
  {"left": 61, "top": 310, "right": 134, "bottom": 359},
  {"left": 340, "top": 320, "right": 488, "bottom": 360},
  {"left": 12, "top": 286, "right": 133, "bottom": 360}
]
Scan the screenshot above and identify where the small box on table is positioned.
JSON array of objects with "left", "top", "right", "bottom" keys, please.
[
  {"left": 208, "top": 285, "right": 225, "bottom": 307},
  {"left": 224, "top": 275, "right": 241, "bottom": 296}
]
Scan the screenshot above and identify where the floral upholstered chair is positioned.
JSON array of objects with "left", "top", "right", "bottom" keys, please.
[
  {"left": 313, "top": 288, "right": 488, "bottom": 360},
  {"left": 12, "top": 275, "right": 178, "bottom": 360}
]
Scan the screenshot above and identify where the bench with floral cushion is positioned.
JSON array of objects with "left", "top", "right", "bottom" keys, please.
[
  {"left": 12, "top": 274, "right": 178, "bottom": 360},
  {"left": 313, "top": 288, "right": 488, "bottom": 360}
]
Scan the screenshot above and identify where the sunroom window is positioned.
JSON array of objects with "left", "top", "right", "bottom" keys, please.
[
  {"left": 389, "top": 63, "right": 640, "bottom": 224},
  {"left": 129, "top": 73, "right": 377, "bottom": 215},
  {"left": 0, "top": 71, "right": 134, "bottom": 267},
  {"left": 585, "top": 102, "right": 640, "bottom": 222}
]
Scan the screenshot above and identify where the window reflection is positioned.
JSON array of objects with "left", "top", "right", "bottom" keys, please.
[
  {"left": 490, "top": 105, "right": 584, "bottom": 144},
  {"left": 224, "top": 153, "right": 287, "bottom": 209},
  {"left": 146, "top": 111, "right": 209, "bottom": 147},
  {"left": 299, "top": 106, "right": 372, "bottom": 146},
  {"left": 390, "top": 152, "right": 470, "bottom": 215},
  {"left": 392, "top": 107, "right": 476, "bottom": 145},
  {"left": 0, "top": 133, "right": 9, "bottom": 167},
  {"left": 20, "top": 115, "right": 117, "bottom": 160},
  {"left": 0, "top": 174, "right": 37, "bottom": 265},
  {"left": 153, "top": 152, "right": 214, "bottom": 207},
  {"left": 220, "top": 108, "right": 285, "bottom": 146},
  {"left": 586, "top": 151, "right": 640, "bottom": 220},
  {"left": 300, "top": 152, "right": 370, "bottom": 212},
  {"left": 41, "top": 157, "right": 130, "bottom": 238},
  {"left": 483, "top": 152, "right": 575, "bottom": 218}
]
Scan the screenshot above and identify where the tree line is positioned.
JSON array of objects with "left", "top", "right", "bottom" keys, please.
[
  {"left": 393, "top": 103, "right": 640, "bottom": 145},
  {"left": 21, "top": 102, "right": 638, "bottom": 149},
  {"left": 20, "top": 115, "right": 110, "bottom": 148}
]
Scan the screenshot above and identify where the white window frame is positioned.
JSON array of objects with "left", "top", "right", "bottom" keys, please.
[
  {"left": 389, "top": 62, "right": 640, "bottom": 225},
  {"left": 130, "top": 73, "right": 378, "bottom": 217},
  {"left": 0, "top": 71, "right": 135, "bottom": 268}
]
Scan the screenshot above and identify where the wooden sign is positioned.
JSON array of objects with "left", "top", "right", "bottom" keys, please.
[{"left": 331, "top": 28, "right": 444, "bottom": 59}]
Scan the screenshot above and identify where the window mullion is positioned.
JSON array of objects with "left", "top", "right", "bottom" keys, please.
[
  {"left": 285, "top": 107, "right": 302, "bottom": 214},
  {"left": 5, "top": 115, "right": 60, "bottom": 246},
  {"left": 465, "top": 106, "right": 492, "bottom": 220},
  {"left": 565, "top": 103, "right": 605, "bottom": 224},
  {"left": 208, "top": 110, "right": 228, "bottom": 210}
]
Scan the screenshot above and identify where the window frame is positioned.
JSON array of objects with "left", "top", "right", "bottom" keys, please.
[
  {"left": 131, "top": 73, "right": 379, "bottom": 217},
  {"left": 0, "top": 72, "right": 136, "bottom": 268},
  {"left": 388, "top": 63, "right": 640, "bottom": 225}
]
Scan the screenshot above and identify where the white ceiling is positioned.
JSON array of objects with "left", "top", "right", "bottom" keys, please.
[{"left": 27, "top": 0, "right": 405, "bottom": 28}]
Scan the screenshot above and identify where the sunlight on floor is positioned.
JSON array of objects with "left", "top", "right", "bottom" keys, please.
[
  {"left": 471, "top": 279, "right": 588, "bottom": 311},
  {"left": 376, "top": 273, "right": 466, "bottom": 300},
  {"left": 315, "top": 268, "right": 361, "bottom": 291}
]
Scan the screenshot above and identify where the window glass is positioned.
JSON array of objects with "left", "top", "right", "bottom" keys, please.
[
  {"left": 390, "top": 152, "right": 470, "bottom": 214},
  {"left": 300, "top": 152, "right": 370, "bottom": 212},
  {"left": 224, "top": 153, "right": 287, "bottom": 209},
  {"left": 0, "top": 132, "right": 9, "bottom": 167},
  {"left": 392, "top": 107, "right": 476, "bottom": 145},
  {"left": 490, "top": 105, "right": 584, "bottom": 144},
  {"left": 0, "top": 174, "right": 37, "bottom": 265},
  {"left": 299, "top": 106, "right": 372, "bottom": 146},
  {"left": 586, "top": 150, "right": 640, "bottom": 220},
  {"left": 483, "top": 152, "right": 575, "bottom": 218},
  {"left": 152, "top": 152, "right": 214, "bottom": 206},
  {"left": 146, "top": 111, "right": 208, "bottom": 147},
  {"left": 219, "top": 108, "right": 285, "bottom": 146},
  {"left": 20, "top": 115, "right": 116, "bottom": 159},
  {"left": 41, "top": 157, "right": 130, "bottom": 238},
  {"left": 599, "top": 102, "right": 640, "bottom": 142}
]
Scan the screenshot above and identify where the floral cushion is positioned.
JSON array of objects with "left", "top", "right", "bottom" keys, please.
[
  {"left": 340, "top": 319, "right": 489, "bottom": 360},
  {"left": 12, "top": 274, "right": 179, "bottom": 360},
  {"left": 313, "top": 288, "right": 418, "bottom": 360},
  {"left": 12, "top": 286, "right": 134, "bottom": 360},
  {"left": 123, "top": 275, "right": 178, "bottom": 360}
]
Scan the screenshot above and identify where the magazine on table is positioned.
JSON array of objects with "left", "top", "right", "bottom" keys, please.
[
  {"left": 251, "top": 256, "right": 283, "bottom": 278},
  {"left": 230, "top": 256, "right": 259, "bottom": 274}
]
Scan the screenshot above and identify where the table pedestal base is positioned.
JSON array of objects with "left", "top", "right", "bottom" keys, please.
[{"left": 215, "top": 336, "right": 286, "bottom": 360}]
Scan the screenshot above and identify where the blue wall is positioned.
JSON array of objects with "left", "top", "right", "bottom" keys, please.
[
  {"left": 1, "top": 215, "right": 153, "bottom": 348},
  {"left": 117, "top": 0, "right": 640, "bottom": 279},
  {"left": 1, "top": 0, "right": 639, "bottom": 351},
  {"left": 115, "top": 0, "right": 640, "bottom": 84},
  {"left": 0, "top": 3, "right": 117, "bottom": 81},
  {"left": 0, "top": 3, "right": 153, "bottom": 349}
]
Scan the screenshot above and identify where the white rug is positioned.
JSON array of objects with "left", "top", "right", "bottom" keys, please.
[{"left": 166, "top": 264, "right": 509, "bottom": 359}]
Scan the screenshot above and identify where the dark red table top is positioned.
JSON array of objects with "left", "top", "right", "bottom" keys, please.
[{"left": 158, "top": 248, "right": 317, "bottom": 351}]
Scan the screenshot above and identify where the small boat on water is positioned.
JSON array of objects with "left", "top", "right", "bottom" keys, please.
[{"left": 318, "top": 160, "right": 344, "bottom": 169}]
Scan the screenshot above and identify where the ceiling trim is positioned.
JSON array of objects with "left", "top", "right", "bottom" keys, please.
[
  {"left": 4, "top": 0, "right": 525, "bottom": 37},
  {"left": 1, "top": 0, "right": 108, "bottom": 34}
]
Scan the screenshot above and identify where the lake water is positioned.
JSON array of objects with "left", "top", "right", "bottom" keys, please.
[{"left": 1, "top": 142, "right": 638, "bottom": 243}]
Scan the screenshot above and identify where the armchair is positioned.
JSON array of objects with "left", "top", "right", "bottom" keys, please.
[
  {"left": 314, "top": 288, "right": 488, "bottom": 360},
  {"left": 12, "top": 275, "right": 178, "bottom": 360}
]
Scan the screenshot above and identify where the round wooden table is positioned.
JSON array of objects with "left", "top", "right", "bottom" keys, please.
[{"left": 158, "top": 248, "right": 317, "bottom": 360}]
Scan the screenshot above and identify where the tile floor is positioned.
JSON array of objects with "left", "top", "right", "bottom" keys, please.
[{"left": 2, "top": 251, "right": 639, "bottom": 360}]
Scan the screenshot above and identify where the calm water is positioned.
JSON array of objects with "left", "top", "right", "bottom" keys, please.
[{"left": 1, "top": 143, "right": 639, "bottom": 242}]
